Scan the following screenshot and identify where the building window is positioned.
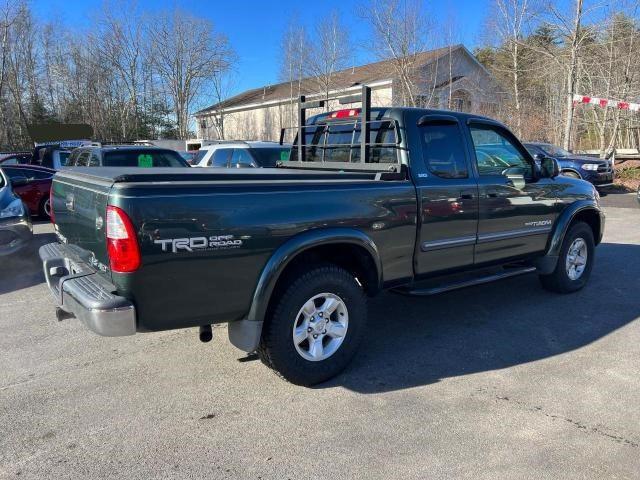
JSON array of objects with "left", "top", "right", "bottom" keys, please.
[
  {"left": 450, "top": 90, "right": 471, "bottom": 112},
  {"left": 199, "top": 119, "right": 207, "bottom": 130}
]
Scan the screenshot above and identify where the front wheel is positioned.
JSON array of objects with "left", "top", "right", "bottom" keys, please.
[
  {"left": 258, "top": 264, "right": 366, "bottom": 386},
  {"left": 561, "top": 170, "right": 581, "bottom": 179},
  {"left": 539, "top": 221, "right": 595, "bottom": 293}
]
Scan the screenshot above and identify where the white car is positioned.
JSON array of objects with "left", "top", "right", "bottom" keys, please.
[{"left": 192, "top": 141, "right": 292, "bottom": 168}]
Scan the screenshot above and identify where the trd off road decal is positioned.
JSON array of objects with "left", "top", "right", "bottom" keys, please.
[{"left": 154, "top": 235, "right": 245, "bottom": 253}]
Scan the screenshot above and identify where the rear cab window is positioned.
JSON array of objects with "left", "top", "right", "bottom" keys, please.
[{"left": 291, "top": 117, "right": 399, "bottom": 164}]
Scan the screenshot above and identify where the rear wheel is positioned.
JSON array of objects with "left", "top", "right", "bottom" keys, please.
[
  {"left": 539, "top": 221, "right": 594, "bottom": 293},
  {"left": 39, "top": 197, "right": 51, "bottom": 219},
  {"left": 258, "top": 264, "right": 366, "bottom": 386}
]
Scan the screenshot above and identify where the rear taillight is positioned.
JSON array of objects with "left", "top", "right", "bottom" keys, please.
[
  {"left": 49, "top": 186, "right": 55, "bottom": 224},
  {"left": 106, "top": 205, "right": 140, "bottom": 273}
]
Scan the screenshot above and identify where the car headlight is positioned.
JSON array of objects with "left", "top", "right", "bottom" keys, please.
[
  {"left": 582, "top": 163, "right": 600, "bottom": 171},
  {"left": 0, "top": 199, "right": 25, "bottom": 219}
]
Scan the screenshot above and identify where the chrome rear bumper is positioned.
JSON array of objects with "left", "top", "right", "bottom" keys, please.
[{"left": 39, "top": 242, "right": 136, "bottom": 336}]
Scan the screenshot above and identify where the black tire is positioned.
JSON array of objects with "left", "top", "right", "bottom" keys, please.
[
  {"left": 38, "top": 197, "right": 51, "bottom": 219},
  {"left": 562, "top": 170, "right": 581, "bottom": 179},
  {"left": 539, "top": 221, "right": 595, "bottom": 293},
  {"left": 258, "top": 264, "right": 366, "bottom": 386}
]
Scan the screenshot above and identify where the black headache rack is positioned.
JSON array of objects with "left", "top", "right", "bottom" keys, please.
[{"left": 279, "top": 85, "right": 405, "bottom": 178}]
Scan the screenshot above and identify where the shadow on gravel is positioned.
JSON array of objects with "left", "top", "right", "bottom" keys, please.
[
  {"left": 323, "top": 242, "right": 640, "bottom": 393},
  {"left": 0, "top": 230, "right": 56, "bottom": 295}
]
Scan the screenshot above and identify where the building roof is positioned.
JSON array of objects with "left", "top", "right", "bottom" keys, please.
[{"left": 196, "top": 45, "right": 464, "bottom": 116}]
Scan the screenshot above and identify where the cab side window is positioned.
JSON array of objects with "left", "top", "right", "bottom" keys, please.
[
  {"left": 230, "top": 149, "right": 256, "bottom": 168},
  {"left": 75, "top": 151, "right": 90, "bottom": 166},
  {"left": 210, "top": 149, "right": 231, "bottom": 167},
  {"left": 419, "top": 121, "right": 468, "bottom": 179},
  {"left": 470, "top": 126, "right": 532, "bottom": 178},
  {"left": 88, "top": 152, "right": 100, "bottom": 166}
]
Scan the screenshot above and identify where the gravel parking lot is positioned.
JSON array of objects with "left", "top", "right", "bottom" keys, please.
[{"left": 1, "top": 195, "right": 639, "bottom": 479}]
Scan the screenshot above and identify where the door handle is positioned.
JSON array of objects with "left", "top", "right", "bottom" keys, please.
[
  {"left": 486, "top": 189, "right": 499, "bottom": 198},
  {"left": 459, "top": 190, "right": 475, "bottom": 200}
]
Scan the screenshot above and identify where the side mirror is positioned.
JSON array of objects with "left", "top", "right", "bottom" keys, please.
[
  {"left": 10, "top": 175, "right": 29, "bottom": 187},
  {"left": 540, "top": 156, "right": 560, "bottom": 178},
  {"left": 532, "top": 153, "right": 545, "bottom": 164}
]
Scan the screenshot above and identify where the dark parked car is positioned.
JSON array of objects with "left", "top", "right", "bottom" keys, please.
[
  {"left": 193, "top": 141, "right": 292, "bottom": 168},
  {"left": 524, "top": 142, "right": 614, "bottom": 187},
  {"left": 39, "top": 88, "right": 604, "bottom": 386},
  {"left": 177, "top": 151, "right": 197, "bottom": 165},
  {"left": 0, "top": 152, "right": 32, "bottom": 165},
  {"left": 2, "top": 165, "right": 55, "bottom": 218},
  {"left": 30, "top": 145, "right": 71, "bottom": 169},
  {"left": 66, "top": 145, "right": 190, "bottom": 168},
  {"left": 0, "top": 168, "right": 32, "bottom": 255}
]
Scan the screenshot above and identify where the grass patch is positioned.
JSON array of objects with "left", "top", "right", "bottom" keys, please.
[{"left": 617, "top": 167, "right": 640, "bottom": 181}]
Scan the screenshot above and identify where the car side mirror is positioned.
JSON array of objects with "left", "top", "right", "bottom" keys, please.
[
  {"left": 10, "top": 175, "right": 29, "bottom": 187},
  {"left": 532, "top": 153, "right": 545, "bottom": 164},
  {"left": 540, "top": 156, "right": 560, "bottom": 178}
]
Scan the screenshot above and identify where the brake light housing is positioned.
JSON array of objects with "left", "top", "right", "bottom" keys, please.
[
  {"left": 328, "top": 108, "right": 361, "bottom": 120},
  {"left": 106, "top": 205, "right": 140, "bottom": 273}
]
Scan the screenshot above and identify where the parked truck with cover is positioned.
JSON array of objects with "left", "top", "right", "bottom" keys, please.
[{"left": 39, "top": 87, "right": 604, "bottom": 385}]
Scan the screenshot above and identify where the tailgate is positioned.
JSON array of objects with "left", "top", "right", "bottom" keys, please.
[{"left": 51, "top": 172, "right": 112, "bottom": 277}]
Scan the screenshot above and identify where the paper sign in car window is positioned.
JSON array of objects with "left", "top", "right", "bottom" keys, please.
[
  {"left": 138, "top": 154, "right": 153, "bottom": 168},
  {"left": 280, "top": 150, "right": 290, "bottom": 161}
]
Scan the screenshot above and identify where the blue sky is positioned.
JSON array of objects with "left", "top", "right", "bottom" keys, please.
[{"left": 32, "top": 0, "right": 494, "bottom": 98}]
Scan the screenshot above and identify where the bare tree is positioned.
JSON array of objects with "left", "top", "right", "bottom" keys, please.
[
  {"left": 148, "top": 9, "right": 233, "bottom": 139},
  {"left": 489, "top": 0, "right": 537, "bottom": 136},
  {"left": 95, "top": 2, "right": 145, "bottom": 139},
  {"left": 208, "top": 63, "right": 237, "bottom": 140},
  {"left": 360, "top": 0, "right": 429, "bottom": 107},
  {"left": 305, "top": 11, "right": 351, "bottom": 104},
  {"left": 278, "top": 18, "right": 308, "bottom": 130}
]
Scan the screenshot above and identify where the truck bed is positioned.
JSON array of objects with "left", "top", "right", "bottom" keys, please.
[{"left": 51, "top": 166, "right": 418, "bottom": 333}]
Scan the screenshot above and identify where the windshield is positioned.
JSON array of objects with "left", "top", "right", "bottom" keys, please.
[
  {"left": 541, "top": 144, "right": 571, "bottom": 157},
  {"left": 103, "top": 150, "right": 188, "bottom": 167},
  {"left": 59, "top": 151, "right": 71, "bottom": 166},
  {"left": 251, "top": 147, "right": 292, "bottom": 167},
  {"left": 193, "top": 150, "right": 208, "bottom": 165}
]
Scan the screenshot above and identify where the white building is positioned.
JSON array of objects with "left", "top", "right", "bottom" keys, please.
[{"left": 195, "top": 45, "right": 502, "bottom": 142}]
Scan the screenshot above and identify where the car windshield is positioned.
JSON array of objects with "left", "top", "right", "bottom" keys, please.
[
  {"left": 59, "top": 151, "right": 71, "bottom": 166},
  {"left": 103, "top": 150, "right": 188, "bottom": 167},
  {"left": 251, "top": 147, "right": 292, "bottom": 167},
  {"left": 541, "top": 144, "right": 571, "bottom": 157},
  {"left": 193, "top": 150, "right": 208, "bottom": 164}
]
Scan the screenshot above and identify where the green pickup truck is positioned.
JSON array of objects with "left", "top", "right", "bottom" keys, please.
[{"left": 39, "top": 90, "right": 604, "bottom": 386}]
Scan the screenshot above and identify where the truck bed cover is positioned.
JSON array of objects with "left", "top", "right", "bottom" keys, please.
[{"left": 57, "top": 167, "right": 384, "bottom": 184}]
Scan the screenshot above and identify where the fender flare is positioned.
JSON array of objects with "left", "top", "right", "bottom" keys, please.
[
  {"left": 228, "top": 228, "right": 382, "bottom": 352},
  {"left": 534, "top": 200, "right": 604, "bottom": 274},
  {"left": 248, "top": 227, "right": 382, "bottom": 322},
  {"left": 561, "top": 168, "right": 582, "bottom": 179}
]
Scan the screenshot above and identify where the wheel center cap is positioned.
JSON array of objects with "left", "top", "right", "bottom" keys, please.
[{"left": 311, "top": 320, "right": 325, "bottom": 334}]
